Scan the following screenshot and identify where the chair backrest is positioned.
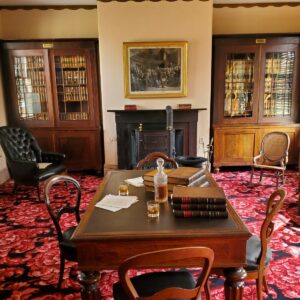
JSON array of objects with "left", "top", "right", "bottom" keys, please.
[
  {"left": 260, "top": 132, "right": 290, "bottom": 165},
  {"left": 118, "top": 246, "right": 214, "bottom": 300},
  {"left": 45, "top": 175, "right": 81, "bottom": 242},
  {"left": 0, "top": 126, "right": 42, "bottom": 163},
  {"left": 136, "top": 151, "right": 178, "bottom": 170},
  {"left": 258, "top": 189, "right": 286, "bottom": 270}
]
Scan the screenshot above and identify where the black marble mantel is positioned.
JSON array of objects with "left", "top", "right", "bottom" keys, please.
[{"left": 108, "top": 108, "right": 206, "bottom": 169}]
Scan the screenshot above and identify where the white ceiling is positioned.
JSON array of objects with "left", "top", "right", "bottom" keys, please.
[{"left": 0, "top": 0, "right": 299, "bottom": 6}]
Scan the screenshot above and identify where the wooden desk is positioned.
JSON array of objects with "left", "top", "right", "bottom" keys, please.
[{"left": 72, "top": 170, "right": 251, "bottom": 300}]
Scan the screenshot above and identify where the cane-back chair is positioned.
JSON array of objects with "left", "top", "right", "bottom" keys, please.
[{"left": 249, "top": 131, "right": 290, "bottom": 188}]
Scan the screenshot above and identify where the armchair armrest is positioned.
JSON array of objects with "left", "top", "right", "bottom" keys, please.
[
  {"left": 253, "top": 153, "right": 262, "bottom": 165},
  {"left": 8, "top": 159, "right": 39, "bottom": 184},
  {"left": 41, "top": 151, "right": 66, "bottom": 164}
]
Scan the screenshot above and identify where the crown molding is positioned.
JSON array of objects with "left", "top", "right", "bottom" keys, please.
[
  {"left": 0, "top": 5, "right": 97, "bottom": 10},
  {"left": 213, "top": 2, "right": 300, "bottom": 8}
]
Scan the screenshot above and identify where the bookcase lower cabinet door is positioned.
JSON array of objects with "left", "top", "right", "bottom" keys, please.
[
  {"left": 213, "top": 127, "right": 258, "bottom": 171},
  {"left": 55, "top": 130, "right": 102, "bottom": 171}
]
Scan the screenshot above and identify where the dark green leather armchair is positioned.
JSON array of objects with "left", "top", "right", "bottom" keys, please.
[{"left": 0, "top": 126, "right": 66, "bottom": 201}]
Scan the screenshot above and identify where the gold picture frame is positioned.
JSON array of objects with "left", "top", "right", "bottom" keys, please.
[{"left": 123, "top": 41, "right": 188, "bottom": 99}]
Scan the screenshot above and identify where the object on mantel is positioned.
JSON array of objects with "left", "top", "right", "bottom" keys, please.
[
  {"left": 178, "top": 104, "right": 192, "bottom": 110},
  {"left": 124, "top": 105, "right": 137, "bottom": 110}
]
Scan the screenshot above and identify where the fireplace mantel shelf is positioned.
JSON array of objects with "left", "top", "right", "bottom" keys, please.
[{"left": 108, "top": 108, "right": 206, "bottom": 112}]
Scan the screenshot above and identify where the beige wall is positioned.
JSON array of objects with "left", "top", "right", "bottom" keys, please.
[
  {"left": 0, "top": 8, "right": 98, "bottom": 39},
  {"left": 98, "top": 1, "right": 213, "bottom": 169},
  {"left": 213, "top": 6, "right": 300, "bottom": 34}
]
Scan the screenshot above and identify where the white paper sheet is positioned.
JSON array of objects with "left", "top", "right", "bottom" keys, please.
[
  {"left": 95, "top": 194, "right": 138, "bottom": 211},
  {"left": 125, "top": 177, "right": 145, "bottom": 187}
]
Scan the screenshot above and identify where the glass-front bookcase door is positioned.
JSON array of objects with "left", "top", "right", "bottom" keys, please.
[
  {"left": 9, "top": 49, "right": 54, "bottom": 126},
  {"left": 51, "top": 49, "right": 95, "bottom": 127},
  {"left": 260, "top": 44, "right": 298, "bottom": 123},
  {"left": 214, "top": 45, "right": 260, "bottom": 124},
  {"left": 224, "top": 52, "right": 255, "bottom": 118}
]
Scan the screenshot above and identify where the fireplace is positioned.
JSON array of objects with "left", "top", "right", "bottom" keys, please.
[{"left": 108, "top": 108, "right": 205, "bottom": 169}]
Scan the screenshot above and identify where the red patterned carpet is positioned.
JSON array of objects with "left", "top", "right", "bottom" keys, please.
[{"left": 0, "top": 170, "right": 299, "bottom": 299}]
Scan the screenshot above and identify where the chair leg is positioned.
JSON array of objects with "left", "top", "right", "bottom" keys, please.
[
  {"left": 37, "top": 184, "right": 42, "bottom": 202},
  {"left": 263, "top": 275, "right": 269, "bottom": 294},
  {"left": 256, "top": 277, "right": 263, "bottom": 300},
  {"left": 204, "top": 280, "right": 211, "bottom": 300},
  {"left": 249, "top": 167, "right": 254, "bottom": 186},
  {"left": 13, "top": 182, "right": 18, "bottom": 194},
  {"left": 58, "top": 254, "right": 65, "bottom": 289},
  {"left": 259, "top": 169, "right": 263, "bottom": 182}
]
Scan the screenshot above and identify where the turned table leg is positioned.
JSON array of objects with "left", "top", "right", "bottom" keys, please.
[
  {"left": 224, "top": 267, "right": 247, "bottom": 300},
  {"left": 78, "top": 270, "right": 101, "bottom": 300}
]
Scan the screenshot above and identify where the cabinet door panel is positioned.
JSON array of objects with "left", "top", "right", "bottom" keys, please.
[
  {"left": 49, "top": 48, "right": 99, "bottom": 128},
  {"left": 6, "top": 49, "right": 54, "bottom": 127},
  {"left": 29, "top": 128, "right": 55, "bottom": 153},
  {"left": 214, "top": 128, "right": 258, "bottom": 168},
  {"left": 259, "top": 43, "right": 299, "bottom": 123},
  {"left": 259, "top": 127, "right": 299, "bottom": 164},
  {"left": 55, "top": 130, "right": 101, "bottom": 171},
  {"left": 213, "top": 43, "right": 260, "bottom": 125}
]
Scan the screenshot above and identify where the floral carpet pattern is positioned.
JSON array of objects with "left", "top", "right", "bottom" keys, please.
[{"left": 0, "top": 170, "right": 299, "bottom": 299}]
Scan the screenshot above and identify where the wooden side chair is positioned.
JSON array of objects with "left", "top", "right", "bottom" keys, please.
[
  {"left": 45, "top": 175, "right": 81, "bottom": 288},
  {"left": 113, "top": 246, "right": 214, "bottom": 300},
  {"left": 249, "top": 131, "right": 290, "bottom": 188},
  {"left": 205, "top": 189, "right": 286, "bottom": 300},
  {"left": 245, "top": 189, "right": 286, "bottom": 300},
  {"left": 136, "top": 151, "right": 178, "bottom": 170}
]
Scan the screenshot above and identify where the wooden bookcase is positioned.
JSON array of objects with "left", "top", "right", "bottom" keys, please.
[
  {"left": 2, "top": 40, "right": 103, "bottom": 173},
  {"left": 212, "top": 36, "right": 300, "bottom": 171}
]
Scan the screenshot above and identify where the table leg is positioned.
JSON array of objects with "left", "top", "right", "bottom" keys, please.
[
  {"left": 223, "top": 267, "right": 247, "bottom": 300},
  {"left": 78, "top": 270, "right": 101, "bottom": 300}
]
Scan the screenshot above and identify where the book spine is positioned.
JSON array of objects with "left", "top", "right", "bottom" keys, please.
[
  {"left": 172, "top": 203, "right": 227, "bottom": 211},
  {"left": 172, "top": 197, "right": 226, "bottom": 205},
  {"left": 173, "top": 209, "right": 228, "bottom": 218}
]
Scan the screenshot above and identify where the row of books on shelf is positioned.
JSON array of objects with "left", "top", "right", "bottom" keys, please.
[{"left": 142, "top": 167, "right": 228, "bottom": 219}]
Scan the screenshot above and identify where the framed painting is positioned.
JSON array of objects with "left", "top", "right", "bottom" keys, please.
[{"left": 123, "top": 41, "right": 188, "bottom": 98}]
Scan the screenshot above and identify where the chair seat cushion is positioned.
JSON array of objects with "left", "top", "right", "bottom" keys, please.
[
  {"left": 36, "top": 164, "right": 66, "bottom": 181},
  {"left": 113, "top": 270, "right": 196, "bottom": 299},
  {"left": 246, "top": 235, "right": 272, "bottom": 271}
]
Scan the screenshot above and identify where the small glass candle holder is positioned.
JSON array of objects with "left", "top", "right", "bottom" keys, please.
[
  {"left": 118, "top": 183, "right": 129, "bottom": 196},
  {"left": 147, "top": 200, "right": 160, "bottom": 218}
]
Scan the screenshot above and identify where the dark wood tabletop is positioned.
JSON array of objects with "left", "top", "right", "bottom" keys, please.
[{"left": 72, "top": 169, "right": 251, "bottom": 300}]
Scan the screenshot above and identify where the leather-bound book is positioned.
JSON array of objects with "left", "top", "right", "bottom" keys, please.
[
  {"left": 143, "top": 167, "right": 205, "bottom": 185},
  {"left": 172, "top": 186, "right": 227, "bottom": 205},
  {"left": 172, "top": 202, "right": 227, "bottom": 211},
  {"left": 173, "top": 209, "right": 228, "bottom": 218}
]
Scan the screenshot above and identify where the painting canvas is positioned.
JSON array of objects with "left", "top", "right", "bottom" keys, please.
[{"left": 123, "top": 41, "right": 187, "bottom": 98}]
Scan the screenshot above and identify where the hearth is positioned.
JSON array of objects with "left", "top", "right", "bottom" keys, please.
[{"left": 108, "top": 108, "right": 205, "bottom": 169}]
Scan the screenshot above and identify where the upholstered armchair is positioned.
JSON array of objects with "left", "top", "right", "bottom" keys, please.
[{"left": 0, "top": 126, "right": 66, "bottom": 200}]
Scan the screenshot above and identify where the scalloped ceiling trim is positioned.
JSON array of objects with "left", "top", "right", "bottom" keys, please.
[
  {"left": 0, "top": 5, "right": 97, "bottom": 10},
  {"left": 214, "top": 2, "right": 300, "bottom": 8}
]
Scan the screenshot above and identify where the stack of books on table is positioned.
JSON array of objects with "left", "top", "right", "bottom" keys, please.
[
  {"left": 171, "top": 185, "right": 228, "bottom": 218},
  {"left": 143, "top": 167, "right": 212, "bottom": 194}
]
